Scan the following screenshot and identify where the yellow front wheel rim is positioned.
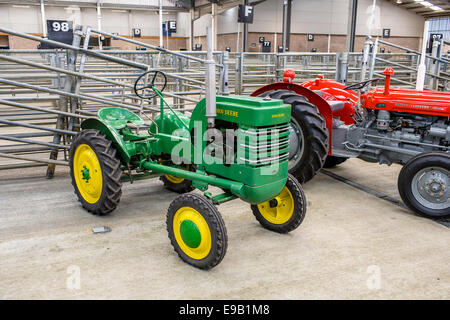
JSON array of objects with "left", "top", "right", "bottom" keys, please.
[
  {"left": 257, "top": 186, "right": 294, "bottom": 224},
  {"left": 73, "top": 144, "right": 103, "bottom": 204},
  {"left": 173, "top": 207, "right": 212, "bottom": 260}
]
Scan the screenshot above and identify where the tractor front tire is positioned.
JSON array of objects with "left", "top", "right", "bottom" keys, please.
[
  {"left": 167, "top": 193, "right": 228, "bottom": 269},
  {"left": 260, "top": 90, "right": 329, "bottom": 184},
  {"left": 323, "top": 156, "right": 348, "bottom": 168},
  {"left": 69, "top": 129, "right": 122, "bottom": 215},
  {"left": 398, "top": 152, "right": 450, "bottom": 219},
  {"left": 251, "top": 174, "right": 307, "bottom": 233}
]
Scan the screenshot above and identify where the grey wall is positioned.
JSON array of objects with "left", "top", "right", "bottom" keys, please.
[
  {"left": 0, "top": 0, "right": 426, "bottom": 45},
  {"left": 193, "top": 0, "right": 425, "bottom": 37},
  {"left": 0, "top": 3, "right": 180, "bottom": 36}
]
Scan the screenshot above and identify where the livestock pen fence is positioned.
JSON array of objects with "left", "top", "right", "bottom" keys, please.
[{"left": 0, "top": 26, "right": 448, "bottom": 176}]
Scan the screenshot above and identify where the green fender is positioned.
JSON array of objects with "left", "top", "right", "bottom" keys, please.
[{"left": 81, "top": 118, "right": 131, "bottom": 162}]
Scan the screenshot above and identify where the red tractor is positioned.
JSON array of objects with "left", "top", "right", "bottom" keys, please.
[{"left": 251, "top": 68, "right": 450, "bottom": 219}]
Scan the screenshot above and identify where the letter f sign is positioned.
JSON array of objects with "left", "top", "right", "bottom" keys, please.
[{"left": 245, "top": 5, "right": 253, "bottom": 16}]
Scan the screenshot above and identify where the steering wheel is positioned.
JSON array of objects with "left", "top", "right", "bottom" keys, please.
[
  {"left": 343, "top": 78, "right": 378, "bottom": 91},
  {"left": 133, "top": 69, "right": 167, "bottom": 100}
]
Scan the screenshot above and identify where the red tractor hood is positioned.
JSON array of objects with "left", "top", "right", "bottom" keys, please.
[{"left": 362, "top": 88, "right": 450, "bottom": 117}]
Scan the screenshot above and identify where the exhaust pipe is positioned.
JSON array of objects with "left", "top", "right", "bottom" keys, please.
[{"left": 205, "top": 27, "right": 216, "bottom": 128}]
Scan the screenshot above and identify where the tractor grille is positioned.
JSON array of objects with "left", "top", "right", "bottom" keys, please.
[{"left": 239, "top": 123, "right": 290, "bottom": 167}]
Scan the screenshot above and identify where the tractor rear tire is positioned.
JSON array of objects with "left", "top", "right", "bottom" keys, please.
[
  {"left": 251, "top": 174, "right": 307, "bottom": 233},
  {"left": 398, "top": 152, "right": 450, "bottom": 219},
  {"left": 323, "top": 156, "right": 348, "bottom": 168},
  {"left": 167, "top": 193, "right": 228, "bottom": 269},
  {"left": 160, "top": 165, "right": 194, "bottom": 193},
  {"left": 260, "top": 90, "right": 329, "bottom": 184},
  {"left": 70, "top": 129, "right": 122, "bottom": 215}
]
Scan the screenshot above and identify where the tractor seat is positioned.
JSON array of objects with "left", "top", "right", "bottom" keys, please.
[
  {"left": 313, "top": 90, "right": 345, "bottom": 112},
  {"left": 98, "top": 107, "right": 144, "bottom": 130},
  {"left": 327, "top": 101, "right": 345, "bottom": 113}
]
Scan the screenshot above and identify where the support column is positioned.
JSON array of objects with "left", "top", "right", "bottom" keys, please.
[
  {"left": 243, "top": 0, "right": 248, "bottom": 52},
  {"left": 416, "top": 20, "right": 429, "bottom": 91},
  {"left": 189, "top": 8, "right": 194, "bottom": 51},
  {"left": 282, "top": 0, "right": 291, "bottom": 52},
  {"left": 40, "top": 0, "right": 46, "bottom": 38},
  {"left": 345, "top": 0, "right": 358, "bottom": 53},
  {"left": 212, "top": 3, "right": 218, "bottom": 51},
  {"left": 360, "top": 36, "right": 372, "bottom": 82},
  {"left": 159, "top": 0, "right": 163, "bottom": 47},
  {"left": 97, "top": 0, "right": 102, "bottom": 49}
]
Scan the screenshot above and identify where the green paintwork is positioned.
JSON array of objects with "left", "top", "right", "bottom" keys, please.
[
  {"left": 187, "top": 95, "right": 291, "bottom": 195},
  {"left": 180, "top": 220, "right": 201, "bottom": 248},
  {"left": 78, "top": 92, "right": 292, "bottom": 205},
  {"left": 98, "top": 107, "right": 144, "bottom": 129},
  {"left": 189, "top": 95, "right": 291, "bottom": 128},
  {"left": 148, "top": 110, "right": 190, "bottom": 157},
  {"left": 81, "top": 166, "right": 90, "bottom": 182},
  {"left": 81, "top": 118, "right": 132, "bottom": 162}
]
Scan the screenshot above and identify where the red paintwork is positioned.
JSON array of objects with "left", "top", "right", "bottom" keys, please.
[
  {"left": 300, "top": 76, "right": 358, "bottom": 125},
  {"left": 251, "top": 82, "right": 334, "bottom": 154},
  {"left": 362, "top": 88, "right": 450, "bottom": 117},
  {"left": 283, "top": 69, "right": 295, "bottom": 83},
  {"left": 382, "top": 68, "right": 394, "bottom": 95}
]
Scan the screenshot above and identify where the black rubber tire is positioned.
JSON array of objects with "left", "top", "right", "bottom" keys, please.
[
  {"left": 323, "top": 156, "right": 348, "bottom": 168},
  {"left": 398, "top": 152, "right": 450, "bottom": 219},
  {"left": 167, "top": 193, "right": 228, "bottom": 269},
  {"left": 251, "top": 174, "right": 307, "bottom": 233},
  {"left": 69, "top": 129, "right": 122, "bottom": 215},
  {"left": 260, "top": 90, "right": 329, "bottom": 184},
  {"left": 160, "top": 165, "right": 194, "bottom": 194}
]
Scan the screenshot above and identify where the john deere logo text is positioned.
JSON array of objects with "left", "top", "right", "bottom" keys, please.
[
  {"left": 217, "top": 108, "right": 238, "bottom": 117},
  {"left": 272, "top": 113, "right": 285, "bottom": 118}
]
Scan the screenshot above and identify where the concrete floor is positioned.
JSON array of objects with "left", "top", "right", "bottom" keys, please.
[{"left": 0, "top": 159, "right": 448, "bottom": 299}]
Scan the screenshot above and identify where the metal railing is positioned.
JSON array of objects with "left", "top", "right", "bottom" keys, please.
[
  {"left": 362, "top": 36, "right": 449, "bottom": 91},
  {"left": 0, "top": 26, "right": 448, "bottom": 175},
  {"left": 0, "top": 25, "right": 227, "bottom": 175}
]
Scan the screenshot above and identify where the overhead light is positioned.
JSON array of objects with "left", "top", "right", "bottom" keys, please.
[
  {"left": 111, "top": 9, "right": 127, "bottom": 13},
  {"left": 430, "top": 5, "right": 444, "bottom": 10},
  {"left": 414, "top": 0, "right": 437, "bottom": 8},
  {"left": 12, "top": 5, "right": 30, "bottom": 8},
  {"left": 396, "top": 0, "right": 402, "bottom": 3},
  {"left": 65, "top": 7, "right": 80, "bottom": 11}
]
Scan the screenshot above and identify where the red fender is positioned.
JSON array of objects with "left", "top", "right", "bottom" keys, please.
[
  {"left": 301, "top": 77, "right": 358, "bottom": 126},
  {"left": 251, "top": 82, "right": 334, "bottom": 155}
]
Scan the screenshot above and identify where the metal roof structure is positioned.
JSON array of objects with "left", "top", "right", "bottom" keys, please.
[{"left": 387, "top": 0, "right": 450, "bottom": 18}]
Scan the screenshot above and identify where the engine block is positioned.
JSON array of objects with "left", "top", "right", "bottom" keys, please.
[{"left": 332, "top": 109, "right": 450, "bottom": 165}]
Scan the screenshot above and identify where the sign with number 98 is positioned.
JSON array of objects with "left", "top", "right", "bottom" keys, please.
[{"left": 47, "top": 20, "right": 74, "bottom": 46}]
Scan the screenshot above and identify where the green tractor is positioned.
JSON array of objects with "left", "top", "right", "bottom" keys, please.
[{"left": 69, "top": 69, "right": 306, "bottom": 269}]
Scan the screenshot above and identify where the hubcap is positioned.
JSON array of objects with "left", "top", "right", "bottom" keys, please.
[
  {"left": 173, "top": 207, "right": 212, "bottom": 260},
  {"left": 412, "top": 167, "right": 450, "bottom": 210},
  {"left": 180, "top": 220, "right": 201, "bottom": 248},
  {"left": 81, "top": 166, "right": 91, "bottom": 182},
  {"left": 288, "top": 118, "right": 304, "bottom": 170},
  {"left": 257, "top": 186, "right": 295, "bottom": 224},
  {"left": 73, "top": 144, "right": 103, "bottom": 204}
]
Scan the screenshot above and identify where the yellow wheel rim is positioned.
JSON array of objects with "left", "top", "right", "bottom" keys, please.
[
  {"left": 73, "top": 144, "right": 103, "bottom": 204},
  {"left": 165, "top": 174, "right": 185, "bottom": 184},
  {"left": 173, "top": 207, "right": 212, "bottom": 260},
  {"left": 164, "top": 165, "right": 191, "bottom": 184},
  {"left": 257, "top": 186, "right": 294, "bottom": 224}
]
